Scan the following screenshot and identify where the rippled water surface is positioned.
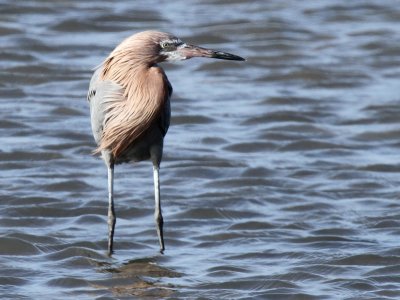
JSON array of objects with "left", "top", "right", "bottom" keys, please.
[{"left": 1, "top": 0, "right": 400, "bottom": 299}]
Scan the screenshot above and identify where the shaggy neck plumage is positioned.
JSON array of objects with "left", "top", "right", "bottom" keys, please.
[{"left": 97, "top": 50, "right": 169, "bottom": 158}]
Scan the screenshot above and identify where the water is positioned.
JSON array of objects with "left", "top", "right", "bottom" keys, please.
[{"left": 1, "top": 0, "right": 400, "bottom": 299}]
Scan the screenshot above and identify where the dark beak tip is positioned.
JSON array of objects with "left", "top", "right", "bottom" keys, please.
[
  {"left": 231, "top": 55, "right": 246, "bottom": 62},
  {"left": 232, "top": 55, "right": 246, "bottom": 62},
  {"left": 212, "top": 51, "right": 246, "bottom": 61}
]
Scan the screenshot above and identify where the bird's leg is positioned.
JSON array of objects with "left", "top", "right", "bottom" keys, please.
[
  {"left": 107, "top": 164, "right": 116, "bottom": 256},
  {"left": 153, "top": 165, "right": 165, "bottom": 253}
]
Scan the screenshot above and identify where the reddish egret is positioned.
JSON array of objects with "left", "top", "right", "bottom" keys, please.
[{"left": 87, "top": 30, "right": 244, "bottom": 255}]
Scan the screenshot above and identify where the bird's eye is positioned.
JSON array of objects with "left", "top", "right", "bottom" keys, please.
[{"left": 160, "top": 41, "right": 174, "bottom": 49}]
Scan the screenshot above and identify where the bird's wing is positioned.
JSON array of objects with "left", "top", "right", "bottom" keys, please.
[
  {"left": 91, "top": 66, "right": 171, "bottom": 158},
  {"left": 88, "top": 68, "right": 125, "bottom": 147}
]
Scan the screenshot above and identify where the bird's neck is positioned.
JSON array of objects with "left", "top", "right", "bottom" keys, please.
[{"left": 102, "top": 54, "right": 155, "bottom": 92}]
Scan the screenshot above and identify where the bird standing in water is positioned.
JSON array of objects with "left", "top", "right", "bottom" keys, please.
[{"left": 87, "top": 30, "right": 244, "bottom": 255}]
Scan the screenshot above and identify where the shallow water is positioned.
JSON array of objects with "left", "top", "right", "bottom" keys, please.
[{"left": 1, "top": 0, "right": 400, "bottom": 299}]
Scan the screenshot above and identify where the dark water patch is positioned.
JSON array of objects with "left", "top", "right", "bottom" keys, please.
[
  {"left": 330, "top": 254, "right": 400, "bottom": 266},
  {"left": 0, "top": 25, "right": 22, "bottom": 36},
  {"left": 0, "top": 3, "right": 58, "bottom": 15},
  {"left": 262, "top": 96, "right": 321, "bottom": 106},
  {"left": 280, "top": 140, "right": 346, "bottom": 151},
  {"left": 51, "top": 20, "right": 127, "bottom": 33},
  {"left": 283, "top": 222, "right": 314, "bottom": 231},
  {"left": 223, "top": 141, "right": 277, "bottom": 153},
  {"left": 196, "top": 232, "right": 254, "bottom": 245},
  {"left": 171, "top": 115, "right": 216, "bottom": 125},
  {"left": 0, "top": 51, "right": 35, "bottom": 62},
  {"left": 93, "top": 11, "right": 165, "bottom": 24},
  {"left": 6, "top": 195, "right": 60, "bottom": 206},
  {"left": 261, "top": 132, "right": 305, "bottom": 141},
  {"left": 312, "top": 228, "right": 359, "bottom": 236},
  {"left": 47, "top": 277, "right": 88, "bottom": 288},
  {"left": 6, "top": 64, "right": 63, "bottom": 74},
  {"left": 185, "top": 32, "right": 231, "bottom": 45},
  {"left": 348, "top": 181, "right": 387, "bottom": 190},
  {"left": 11, "top": 37, "right": 59, "bottom": 53},
  {"left": 329, "top": 170, "right": 369, "bottom": 181},
  {"left": 166, "top": 155, "right": 244, "bottom": 168},
  {"left": 365, "top": 265, "right": 400, "bottom": 276},
  {"left": 74, "top": 214, "right": 105, "bottom": 225},
  {"left": 353, "top": 130, "right": 400, "bottom": 142},
  {"left": 45, "top": 247, "right": 105, "bottom": 260},
  {"left": 0, "top": 236, "right": 41, "bottom": 255},
  {"left": 0, "top": 276, "right": 27, "bottom": 286},
  {"left": 371, "top": 220, "right": 400, "bottom": 229},
  {"left": 0, "top": 87, "right": 26, "bottom": 98},
  {"left": 358, "top": 164, "right": 400, "bottom": 173},
  {"left": 0, "top": 217, "right": 54, "bottom": 228},
  {"left": 265, "top": 124, "right": 335, "bottom": 138},
  {"left": 303, "top": 3, "right": 387, "bottom": 21},
  {"left": 0, "top": 119, "right": 29, "bottom": 129},
  {"left": 8, "top": 205, "right": 105, "bottom": 218},
  {"left": 0, "top": 72, "right": 52, "bottom": 85},
  {"left": 228, "top": 221, "right": 275, "bottom": 230},
  {"left": 201, "top": 136, "right": 228, "bottom": 145},
  {"left": 44, "top": 180, "right": 93, "bottom": 192},
  {"left": 348, "top": 29, "right": 394, "bottom": 37},
  {"left": 51, "top": 106, "right": 86, "bottom": 116},
  {"left": 363, "top": 104, "right": 400, "bottom": 123},
  {"left": 375, "top": 289, "right": 400, "bottom": 298},
  {"left": 4, "top": 67, "right": 87, "bottom": 84},
  {"left": 259, "top": 68, "right": 371, "bottom": 88},
  {"left": 42, "top": 142, "right": 94, "bottom": 151},
  {"left": 206, "top": 177, "right": 281, "bottom": 188},
  {"left": 171, "top": 166, "right": 223, "bottom": 179},
  {"left": 289, "top": 169, "right": 320, "bottom": 178},
  {"left": 254, "top": 293, "right": 323, "bottom": 300},
  {"left": 282, "top": 202, "right": 334, "bottom": 212},
  {"left": 0, "top": 162, "right": 31, "bottom": 170},
  {"left": 242, "top": 111, "right": 314, "bottom": 125},
  {"left": 242, "top": 167, "right": 274, "bottom": 177},
  {"left": 51, "top": 131, "right": 93, "bottom": 141},
  {"left": 339, "top": 117, "right": 380, "bottom": 126},
  {"left": 175, "top": 207, "right": 262, "bottom": 220},
  {"left": 196, "top": 60, "right": 248, "bottom": 72},
  {"left": 207, "top": 265, "right": 250, "bottom": 275}
]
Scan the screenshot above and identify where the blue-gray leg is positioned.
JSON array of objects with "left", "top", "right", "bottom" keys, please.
[
  {"left": 153, "top": 165, "right": 165, "bottom": 253},
  {"left": 107, "top": 165, "right": 116, "bottom": 256}
]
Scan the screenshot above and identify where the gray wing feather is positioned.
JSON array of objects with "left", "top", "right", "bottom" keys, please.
[{"left": 87, "top": 68, "right": 124, "bottom": 145}]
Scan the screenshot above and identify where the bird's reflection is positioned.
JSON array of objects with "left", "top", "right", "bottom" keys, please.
[{"left": 92, "top": 255, "right": 182, "bottom": 298}]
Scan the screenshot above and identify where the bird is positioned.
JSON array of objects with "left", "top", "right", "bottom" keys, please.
[{"left": 87, "top": 30, "right": 244, "bottom": 255}]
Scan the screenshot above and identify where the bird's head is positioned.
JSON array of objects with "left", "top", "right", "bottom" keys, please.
[
  {"left": 116, "top": 31, "right": 245, "bottom": 65},
  {"left": 157, "top": 32, "right": 245, "bottom": 62}
]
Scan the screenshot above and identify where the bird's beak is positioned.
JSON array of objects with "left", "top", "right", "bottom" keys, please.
[{"left": 178, "top": 44, "right": 245, "bottom": 61}]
